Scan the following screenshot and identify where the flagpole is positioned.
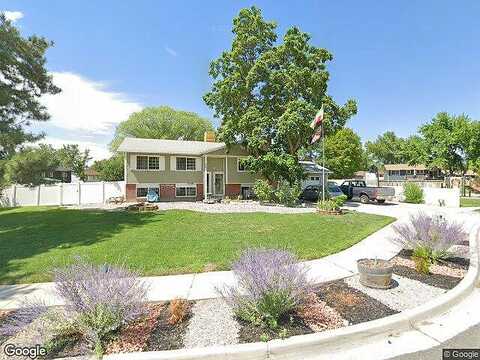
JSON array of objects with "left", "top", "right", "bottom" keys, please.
[{"left": 322, "top": 122, "right": 325, "bottom": 202}]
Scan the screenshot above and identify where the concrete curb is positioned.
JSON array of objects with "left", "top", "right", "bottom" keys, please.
[{"left": 104, "top": 222, "right": 480, "bottom": 360}]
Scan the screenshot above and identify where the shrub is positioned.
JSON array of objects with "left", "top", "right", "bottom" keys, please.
[
  {"left": 168, "top": 298, "right": 189, "bottom": 325},
  {"left": 220, "top": 249, "right": 311, "bottom": 329},
  {"left": 53, "top": 258, "right": 149, "bottom": 355},
  {"left": 392, "top": 213, "right": 467, "bottom": 273},
  {"left": 317, "top": 195, "right": 347, "bottom": 212},
  {"left": 253, "top": 179, "right": 275, "bottom": 203},
  {"left": 274, "top": 182, "right": 301, "bottom": 207},
  {"left": 403, "top": 182, "right": 424, "bottom": 204}
]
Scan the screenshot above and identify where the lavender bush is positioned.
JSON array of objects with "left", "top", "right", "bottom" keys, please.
[
  {"left": 54, "top": 258, "right": 149, "bottom": 355},
  {"left": 220, "top": 249, "right": 311, "bottom": 329},
  {"left": 392, "top": 213, "right": 467, "bottom": 270}
]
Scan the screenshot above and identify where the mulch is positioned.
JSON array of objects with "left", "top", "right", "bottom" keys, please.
[
  {"left": 146, "top": 302, "right": 193, "bottom": 351},
  {"left": 314, "top": 280, "right": 399, "bottom": 325},
  {"left": 393, "top": 265, "right": 462, "bottom": 290}
]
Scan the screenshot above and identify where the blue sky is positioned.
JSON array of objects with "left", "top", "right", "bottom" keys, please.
[{"left": 2, "top": 1, "right": 480, "bottom": 160}]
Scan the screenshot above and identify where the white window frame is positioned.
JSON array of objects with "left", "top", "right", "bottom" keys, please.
[
  {"left": 237, "top": 157, "right": 248, "bottom": 172},
  {"left": 176, "top": 157, "right": 198, "bottom": 171},
  {"left": 175, "top": 184, "right": 197, "bottom": 197},
  {"left": 136, "top": 155, "right": 163, "bottom": 171}
]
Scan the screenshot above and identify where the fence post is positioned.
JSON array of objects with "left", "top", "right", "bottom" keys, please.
[
  {"left": 37, "top": 185, "right": 41, "bottom": 206},
  {"left": 78, "top": 182, "right": 81, "bottom": 205},
  {"left": 59, "top": 183, "right": 63, "bottom": 206},
  {"left": 102, "top": 181, "right": 106, "bottom": 204},
  {"left": 12, "top": 184, "right": 17, "bottom": 206}
]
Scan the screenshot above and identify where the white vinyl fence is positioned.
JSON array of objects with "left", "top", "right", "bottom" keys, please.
[{"left": 0, "top": 181, "right": 125, "bottom": 207}]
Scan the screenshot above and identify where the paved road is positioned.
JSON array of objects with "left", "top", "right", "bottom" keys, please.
[{"left": 391, "top": 324, "right": 480, "bottom": 360}]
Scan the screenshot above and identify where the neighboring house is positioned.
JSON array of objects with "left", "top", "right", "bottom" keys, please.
[
  {"left": 300, "top": 161, "right": 331, "bottom": 189},
  {"left": 117, "top": 135, "right": 259, "bottom": 202},
  {"left": 383, "top": 164, "right": 442, "bottom": 181},
  {"left": 43, "top": 166, "right": 72, "bottom": 183},
  {"left": 85, "top": 167, "right": 100, "bottom": 182}
]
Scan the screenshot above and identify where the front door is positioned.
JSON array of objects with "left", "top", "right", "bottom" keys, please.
[{"left": 214, "top": 172, "right": 224, "bottom": 196}]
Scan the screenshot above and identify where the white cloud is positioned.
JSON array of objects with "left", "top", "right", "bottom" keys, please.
[
  {"left": 165, "top": 46, "right": 178, "bottom": 57},
  {"left": 3, "top": 11, "right": 23, "bottom": 22},
  {"left": 38, "top": 136, "right": 112, "bottom": 162},
  {"left": 41, "top": 72, "right": 142, "bottom": 135}
]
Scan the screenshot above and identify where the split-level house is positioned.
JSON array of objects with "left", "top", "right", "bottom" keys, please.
[{"left": 118, "top": 133, "right": 330, "bottom": 202}]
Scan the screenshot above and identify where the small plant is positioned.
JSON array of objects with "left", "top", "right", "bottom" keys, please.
[
  {"left": 317, "top": 195, "right": 346, "bottom": 213},
  {"left": 220, "top": 249, "right": 311, "bottom": 330},
  {"left": 392, "top": 213, "right": 467, "bottom": 273},
  {"left": 168, "top": 298, "right": 189, "bottom": 325},
  {"left": 403, "top": 182, "right": 424, "bottom": 204},
  {"left": 275, "top": 182, "right": 301, "bottom": 207},
  {"left": 253, "top": 179, "right": 275, "bottom": 203},
  {"left": 260, "top": 333, "right": 270, "bottom": 342}
]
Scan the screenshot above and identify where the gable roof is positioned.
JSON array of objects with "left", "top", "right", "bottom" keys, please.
[
  {"left": 117, "top": 137, "right": 226, "bottom": 155},
  {"left": 300, "top": 161, "right": 332, "bottom": 174}
]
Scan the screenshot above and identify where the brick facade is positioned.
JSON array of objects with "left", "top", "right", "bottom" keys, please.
[
  {"left": 196, "top": 183, "right": 204, "bottom": 201},
  {"left": 226, "top": 184, "right": 241, "bottom": 197},
  {"left": 160, "top": 184, "right": 176, "bottom": 200},
  {"left": 126, "top": 184, "right": 137, "bottom": 202}
]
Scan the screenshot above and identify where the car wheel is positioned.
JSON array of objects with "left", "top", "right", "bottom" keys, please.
[
  {"left": 360, "top": 194, "right": 369, "bottom": 204},
  {"left": 377, "top": 199, "right": 386, "bottom": 204}
]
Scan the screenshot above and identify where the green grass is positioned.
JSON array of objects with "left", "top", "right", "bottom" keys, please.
[
  {"left": 0, "top": 207, "right": 394, "bottom": 285},
  {"left": 460, "top": 197, "right": 480, "bottom": 207}
]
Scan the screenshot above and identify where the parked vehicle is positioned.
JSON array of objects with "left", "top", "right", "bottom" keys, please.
[
  {"left": 300, "top": 182, "right": 345, "bottom": 202},
  {"left": 339, "top": 180, "right": 395, "bottom": 204}
]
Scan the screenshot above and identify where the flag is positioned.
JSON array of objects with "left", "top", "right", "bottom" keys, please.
[
  {"left": 310, "top": 127, "right": 323, "bottom": 144},
  {"left": 310, "top": 105, "right": 324, "bottom": 129}
]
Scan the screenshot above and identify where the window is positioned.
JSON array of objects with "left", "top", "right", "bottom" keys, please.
[
  {"left": 176, "top": 157, "right": 197, "bottom": 171},
  {"left": 176, "top": 185, "right": 197, "bottom": 197},
  {"left": 238, "top": 158, "right": 247, "bottom": 172},
  {"left": 137, "top": 186, "right": 159, "bottom": 198},
  {"left": 136, "top": 155, "right": 161, "bottom": 170},
  {"left": 310, "top": 176, "right": 320, "bottom": 181},
  {"left": 137, "top": 156, "right": 148, "bottom": 170}
]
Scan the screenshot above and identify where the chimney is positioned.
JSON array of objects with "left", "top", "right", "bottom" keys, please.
[{"left": 204, "top": 131, "right": 216, "bottom": 142}]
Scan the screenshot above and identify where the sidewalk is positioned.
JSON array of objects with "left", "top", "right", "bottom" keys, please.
[{"left": 0, "top": 203, "right": 477, "bottom": 310}]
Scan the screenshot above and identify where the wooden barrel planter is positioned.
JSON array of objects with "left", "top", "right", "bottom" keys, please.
[{"left": 357, "top": 258, "right": 393, "bottom": 289}]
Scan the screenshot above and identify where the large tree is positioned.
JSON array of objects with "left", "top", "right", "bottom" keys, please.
[
  {"left": 203, "top": 7, "right": 357, "bottom": 184},
  {"left": 0, "top": 14, "right": 60, "bottom": 159},
  {"left": 323, "top": 128, "right": 364, "bottom": 179},
  {"left": 419, "top": 112, "right": 479, "bottom": 175},
  {"left": 56, "top": 144, "right": 91, "bottom": 182},
  {"left": 91, "top": 154, "right": 124, "bottom": 181},
  {"left": 110, "top": 106, "right": 214, "bottom": 150},
  {"left": 364, "top": 131, "right": 408, "bottom": 167},
  {"left": 3, "top": 145, "right": 59, "bottom": 186}
]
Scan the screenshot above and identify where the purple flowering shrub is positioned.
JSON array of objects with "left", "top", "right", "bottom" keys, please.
[
  {"left": 392, "top": 213, "right": 467, "bottom": 272},
  {"left": 53, "top": 258, "right": 149, "bottom": 354},
  {"left": 0, "top": 258, "right": 148, "bottom": 357},
  {"left": 221, "top": 249, "right": 311, "bottom": 329}
]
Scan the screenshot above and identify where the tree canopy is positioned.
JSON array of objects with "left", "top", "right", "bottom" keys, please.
[
  {"left": 324, "top": 128, "right": 364, "bottom": 179},
  {"left": 110, "top": 106, "right": 214, "bottom": 150},
  {"left": 365, "top": 131, "right": 408, "bottom": 167},
  {"left": 0, "top": 14, "right": 60, "bottom": 160},
  {"left": 204, "top": 7, "right": 357, "bottom": 183},
  {"left": 56, "top": 144, "right": 91, "bottom": 182},
  {"left": 92, "top": 154, "right": 124, "bottom": 181}
]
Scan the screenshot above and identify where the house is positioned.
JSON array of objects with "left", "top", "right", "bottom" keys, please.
[
  {"left": 43, "top": 166, "right": 73, "bottom": 183},
  {"left": 85, "top": 167, "right": 101, "bottom": 182},
  {"left": 300, "top": 161, "right": 331, "bottom": 189},
  {"left": 117, "top": 134, "right": 333, "bottom": 202},
  {"left": 383, "top": 164, "right": 441, "bottom": 181},
  {"left": 118, "top": 135, "right": 258, "bottom": 202}
]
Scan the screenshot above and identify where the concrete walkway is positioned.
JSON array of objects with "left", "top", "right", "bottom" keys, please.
[{"left": 0, "top": 203, "right": 478, "bottom": 310}]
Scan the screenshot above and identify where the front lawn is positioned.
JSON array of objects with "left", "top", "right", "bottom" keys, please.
[
  {"left": 460, "top": 197, "right": 480, "bottom": 207},
  {"left": 0, "top": 207, "right": 394, "bottom": 284}
]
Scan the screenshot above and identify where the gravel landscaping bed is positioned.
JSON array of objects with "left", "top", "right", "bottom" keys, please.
[
  {"left": 344, "top": 274, "right": 446, "bottom": 312},
  {"left": 392, "top": 265, "right": 461, "bottom": 290},
  {"left": 184, "top": 298, "right": 239, "bottom": 348},
  {"left": 315, "top": 280, "right": 399, "bottom": 324}
]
